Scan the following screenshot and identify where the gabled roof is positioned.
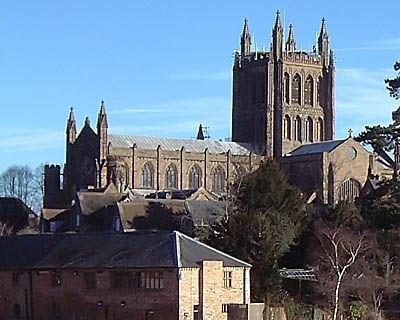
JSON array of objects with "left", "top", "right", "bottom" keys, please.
[
  {"left": 0, "top": 231, "right": 250, "bottom": 270},
  {"left": 289, "top": 139, "right": 346, "bottom": 156},
  {"left": 108, "top": 134, "right": 251, "bottom": 155}
]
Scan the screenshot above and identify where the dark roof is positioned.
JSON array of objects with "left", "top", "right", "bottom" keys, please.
[
  {"left": 0, "top": 197, "right": 34, "bottom": 231},
  {"left": 184, "top": 200, "right": 225, "bottom": 225},
  {"left": 289, "top": 139, "right": 346, "bottom": 156},
  {"left": 78, "top": 192, "right": 127, "bottom": 216},
  {"left": 0, "top": 231, "right": 250, "bottom": 270}
]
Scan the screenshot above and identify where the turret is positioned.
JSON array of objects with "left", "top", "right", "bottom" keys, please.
[
  {"left": 196, "top": 124, "right": 205, "bottom": 140},
  {"left": 318, "top": 18, "right": 329, "bottom": 65},
  {"left": 240, "top": 19, "right": 252, "bottom": 56},
  {"left": 285, "top": 24, "right": 296, "bottom": 53},
  {"left": 66, "top": 107, "right": 77, "bottom": 145},
  {"left": 97, "top": 100, "right": 108, "bottom": 161},
  {"left": 272, "top": 10, "right": 283, "bottom": 60}
]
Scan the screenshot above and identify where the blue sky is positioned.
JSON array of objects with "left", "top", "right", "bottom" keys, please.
[{"left": 0, "top": 0, "right": 399, "bottom": 172}]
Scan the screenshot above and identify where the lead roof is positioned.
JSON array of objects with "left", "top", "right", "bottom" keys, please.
[{"left": 108, "top": 134, "right": 251, "bottom": 155}]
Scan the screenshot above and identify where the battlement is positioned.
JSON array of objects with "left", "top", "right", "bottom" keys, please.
[{"left": 283, "top": 51, "right": 322, "bottom": 65}]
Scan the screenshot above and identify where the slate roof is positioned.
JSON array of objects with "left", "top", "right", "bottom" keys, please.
[
  {"left": 78, "top": 192, "right": 127, "bottom": 216},
  {"left": 0, "top": 197, "right": 34, "bottom": 231},
  {"left": 289, "top": 139, "right": 346, "bottom": 156},
  {"left": 108, "top": 134, "right": 251, "bottom": 155},
  {"left": 0, "top": 231, "right": 250, "bottom": 270}
]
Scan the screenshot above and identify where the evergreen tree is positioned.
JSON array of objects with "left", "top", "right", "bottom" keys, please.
[
  {"left": 356, "top": 59, "right": 400, "bottom": 164},
  {"left": 205, "top": 160, "right": 312, "bottom": 301}
]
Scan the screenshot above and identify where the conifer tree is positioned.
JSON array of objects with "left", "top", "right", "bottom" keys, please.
[{"left": 205, "top": 160, "right": 312, "bottom": 301}]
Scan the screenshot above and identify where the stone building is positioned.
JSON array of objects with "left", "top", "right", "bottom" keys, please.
[
  {"left": 0, "top": 231, "right": 251, "bottom": 320},
  {"left": 232, "top": 11, "right": 335, "bottom": 158},
  {"left": 43, "top": 11, "right": 383, "bottom": 210}
]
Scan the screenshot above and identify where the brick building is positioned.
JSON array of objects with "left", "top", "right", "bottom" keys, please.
[{"left": 0, "top": 231, "right": 251, "bottom": 320}]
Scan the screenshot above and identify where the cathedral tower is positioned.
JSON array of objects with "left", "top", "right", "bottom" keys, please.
[{"left": 232, "top": 13, "right": 335, "bottom": 158}]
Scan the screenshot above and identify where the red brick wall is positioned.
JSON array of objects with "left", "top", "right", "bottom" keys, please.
[{"left": 0, "top": 268, "right": 179, "bottom": 320}]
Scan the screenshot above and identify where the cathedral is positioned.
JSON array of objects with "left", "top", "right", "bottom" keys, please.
[{"left": 43, "top": 11, "right": 385, "bottom": 213}]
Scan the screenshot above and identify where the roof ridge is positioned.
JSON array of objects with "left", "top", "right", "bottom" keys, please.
[{"left": 175, "top": 231, "right": 252, "bottom": 267}]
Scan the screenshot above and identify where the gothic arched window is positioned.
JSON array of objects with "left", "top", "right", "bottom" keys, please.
[
  {"left": 291, "top": 74, "right": 301, "bottom": 104},
  {"left": 294, "top": 116, "right": 302, "bottom": 141},
  {"left": 304, "top": 75, "right": 314, "bottom": 106},
  {"left": 284, "top": 115, "right": 291, "bottom": 140},
  {"left": 140, "top": 163, "right": 153, "bottom": 188},
  {"left": 305, "top": 117, "right": 313, "bottom": 142},
  {"left": 189, "top": 165, "right": 202, "bottom": 189},
  {"left": 339, "top": 179, "right": 361, "bottom": 202},
  {"left": 316, "top": 117, "right": 324, "bottom": 141},
  {"left": 212, "top": 167, "right": 225, "bottom": 192},
  {"left": 318, "top": 76, "right": 323, "bottom": 106},
  {"left": 284, "top": 73, "right": 290, "bottom": 104},
  {"left": 165, "top": 164, "right": 178, "bottom": 189}
]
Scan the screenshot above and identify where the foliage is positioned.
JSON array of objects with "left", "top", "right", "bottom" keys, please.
[
  {"left": 311, "top": 217, "right": 370, "bottom": 320},
  {"left": 0, "top": 164, "right": 44, "bottom": 214},
  {"left": 205, "top": 160, "right": 312, "bottom": 301},
  {"left": 346, "top": 301, "right": 367, "bottom": 320},
  {"left": 385, "top": 60, "right": 400, "bottom": 100},
  {"left": 285, "top": 301, "right": 313, "bottom": 320}
]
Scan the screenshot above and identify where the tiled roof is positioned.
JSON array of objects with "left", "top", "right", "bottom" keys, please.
[
  {"left": 0, "top": 231, "right": 250, "bottom": 270},
  {"left": 108, "top": 134, "right": 251, "bottom": 155},
  {"left": 289, "top": 140, "right": 346, "bottom": 156}
]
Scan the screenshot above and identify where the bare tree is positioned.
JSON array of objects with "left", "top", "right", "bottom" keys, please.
[
  {"left": 312, "top": 220, "right": 369, "bottom": 320},
  {"left": 0, "top": 164, "right": 44, "bottom": 214}
]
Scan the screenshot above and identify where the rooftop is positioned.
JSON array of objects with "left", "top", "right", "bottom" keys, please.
[
  {"left": 288, "top": 139, "right": 346, "bottom": 156},
  {"left": 108, "top": 134, "right": 252, "bottom": 155},
  {"left": 0, "top": 231, "right": 251, "bottom": 270}
]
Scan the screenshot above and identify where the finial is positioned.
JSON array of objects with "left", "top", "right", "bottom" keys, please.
[
  {"left": 68, "top": 107, "right": 75, "bottom": 121},
  {"left": 348, "top": 128, "right": 353, "bottom": 137},
  {"left": 274, "top": 10, "right": 282, "bottom": 29},
  {"left": 85, "top": 117, "right": 90, "bottom": 126},
  {"left": 101, "top": 100, "right": 104, "bottom": 107}
]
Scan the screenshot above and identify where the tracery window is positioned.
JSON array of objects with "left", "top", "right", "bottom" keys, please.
[
  {"left": 212, "top": 167, "right": 225, "bottom": 192},
  {"left": 304, "top": 75, "right": 314, "bottom": 106},
  {"left": 294, "top": 116, "right": 302, "bottom": 141},
  {"left": 165, "top": 164, "right": 178, "bottom": 189},
  {"left": 305, "top": 117, "right": 313, "bottom": 142},
  {"left": 316, "top": 118, "right": 324, "bottom": 141},
  {"left": 284, "top": 115, "right": 291, "bottom": 140},
  {"left": 140, "top": 163, "right": 153, "bottom": 188},
  {"left": 284, "top": 73, "right": 290, "bottom": 104},
  {"left": 189, "top": 165, "right": 201, "bottom": 189},
  {"left": 291, "top": 74, "right": 301, "bottom": 104},
  {"left": 318, "top": 76, "right": 323, "bottom": 106},
  {"left": 339, "top": 179, "right": 361, "bottom": 202}
]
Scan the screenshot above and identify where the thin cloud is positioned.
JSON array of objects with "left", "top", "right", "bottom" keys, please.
[
  {"left": 335, "top": 67, "right": 396, "bottom": 138},
  {"left": 111, "top": 97, "right": 230, "bottom": 116},
  {"left": 0, "top": 129, "right": 64, "bottom": 153},
  {"left": 169, "top": 71, "right": 231, "bottom": 80},
  {"left": 335, "top": 37, "right": 400, "bottom": 52}
]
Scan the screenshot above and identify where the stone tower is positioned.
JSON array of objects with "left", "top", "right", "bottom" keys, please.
[{"left": 232, "top": 11, "right": 335, "bottom": 158}]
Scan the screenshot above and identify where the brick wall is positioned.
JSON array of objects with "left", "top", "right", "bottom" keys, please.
[{"left": 0, "top": 268, "right": 179, "bottom": 320}]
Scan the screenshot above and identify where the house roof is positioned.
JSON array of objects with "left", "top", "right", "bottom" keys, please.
[
  {"left": 289, "top": 139, "right": 346, "bottom": 156},
  {"left": 77, "top": 192, "right": 128, "bottom": 216},
  {"left": 0, "top": 197, "right": 34, "bottom": 231},
  {"left": 0, "top": 231, "right": 250, "bottom": 270},
  {"left": 108, "top": 134, "right": 251, "bottom": 155}
]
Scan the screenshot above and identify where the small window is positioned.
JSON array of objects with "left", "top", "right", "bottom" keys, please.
[
  {"left": 140, "top": 272, "right": 164, "bottom": 289},
  {"left": 223, "top": 271, "right": 232, "bottom": 288},
  {"left": 51, "top": 271, "right": 62, "bottom": 287},
  {"left": 222, "top": 304, "right": 229, "bottom": 313},
  {"left": 84, "top": 272, "right": 96, "bottom": 290}
]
